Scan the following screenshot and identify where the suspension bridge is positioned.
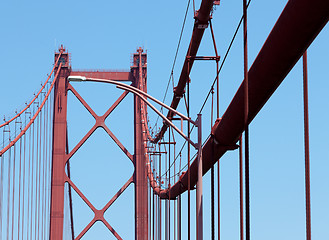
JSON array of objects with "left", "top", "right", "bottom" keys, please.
[{"left": 0, "top": 0, "right": 329, "bottom": 239}]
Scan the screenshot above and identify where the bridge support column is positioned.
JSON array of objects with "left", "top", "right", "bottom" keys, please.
[
  {"left": 133, "top": 47, "right": 148, "bottom": 240},
  {"left": 49, "top": 46, "right": 70, "bottom": 240}
]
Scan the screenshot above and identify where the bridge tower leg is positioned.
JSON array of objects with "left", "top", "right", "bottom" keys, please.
[
  {"left": 49, "top": 46, "right": 71, "bottom": 240},
  {"left": 132, "top": 47, "right": 148, "bottom": 240}
]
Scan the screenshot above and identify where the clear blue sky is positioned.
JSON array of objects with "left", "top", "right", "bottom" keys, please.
[{"left": 0, "top": 0, "right": 328, "bottom": 239}]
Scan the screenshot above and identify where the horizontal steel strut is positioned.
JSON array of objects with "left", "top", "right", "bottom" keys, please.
[{"left": 149, "top": 0, "right": 329, "bottom": 199}]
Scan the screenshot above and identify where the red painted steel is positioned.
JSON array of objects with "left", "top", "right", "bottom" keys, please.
[
  {"left": 239, "top": 136, "right": 244, "bottom": 240},
  {"left": 66, "top": 83, "right": 133, "bottom": 162},
  {"left": 66, "top": 134, "right": 75, "bottom": 239},
  {"left": 187, "top": 65, "right": 191, "bottom": 240},
  {"left": 152, "top": 0, "right": 215, "bottom": 143},
  {"left": 243, "top": 0, "right": 251, "bottom": 239},
  {"left": 49, "top": 46, "right": 70, "bottom": 240},
  {"left": 149, "top": 0, "right": 329, "bottom": 199},
  {"left": 303, "top": 51, "right": 312, "bottom": 240},
  {"left": 0, "top": 59, "right": 62, "bottom": 157},
  {"left": 133, "top": 47, "right": 149, "bottom": 240},
  {"left": 210, "top": 90, "right": 215, "bottom": 240},
  {"left": 49, "top": 47, "right": 141, "bottom": 240},
  {"left": 196, "top": 114, "right": 203, "bottom": 240},
  {"left": 2, "top": 1, "right": 328, "bottom": 238},
  {"left": 70, "top": 70, "right": 133, "bottom": 81},
  {"left": 64, "top": 84, "right": 134, "bottom": 239},
  {"left": 217, "top": 160, "right": 220, "bottom": 240},
  {"left": 66, "top": 175, "right": 133, "bottom": 239},
  {"left": 0, "top": 56, "right": 61, "bottom": 129}
]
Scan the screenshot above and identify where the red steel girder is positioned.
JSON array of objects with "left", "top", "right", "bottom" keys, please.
[
  {"left": 50, "top": 47, "right": 138, "bottom": 240},
  {"left": 65, "top": 175, "right": 133, "bottom": 240},
  {"left": 155, "top": 0, "right": 329, "bottom": 199},
  {"left": 49, "top": 47, "right": 71, "bottom": 240},
  {"left": 66, "top": 83, "right": 133, "bottom": 162},
  {"left": 63, "top": 87, "right": 135, "bottom": 239},
  {"left": 133, "top": 47, "right": 149, "bottom": 240},
  {"left": 71, "top": 70, "right": 133, "bottom": 81},
  {"left": 63, "top": 82, "right": 135, "bottom": 239}
]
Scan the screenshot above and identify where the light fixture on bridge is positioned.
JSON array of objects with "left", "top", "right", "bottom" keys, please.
[{"left": 67, "top": 76, "right": 87, "bottom": 82}]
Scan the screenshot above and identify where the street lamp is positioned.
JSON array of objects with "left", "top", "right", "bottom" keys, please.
[{"left": 68, "top": 75, "right": 204, "bottom": 239}]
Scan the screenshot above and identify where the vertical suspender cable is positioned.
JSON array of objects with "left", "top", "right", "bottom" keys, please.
[
  {"left": 178, "top": 123, "right": 182, "bottom": 240},
  {"left": 18, "top": 124, "right": 22, "bottom": 240},
  {"left": 25, "top": 109, "right": 31, "bottom": 239},
  {"left": 37, "top": 102, "right": 42, "bottom": 239},
  {"left": 36, "top": 107, "right": 42, "bottom": 240},
  {"left": 0, "top": 136, "right": 3, "bottom": 237},
  {"left": 159, "top": 147, "right": 162, "bottom": 240},
  {"left": 46, "top": 89, "right": 50, "bottom": 239},
  {"left": 165, "top": 147, "right": 168, "bottom": 240},
  {"left": 30, "top": 105, "right": 35, "bottom": 240},
  {"left": 12, "top": 126, "right": 16, "bottom": 240},
  {"left": 22, "top": 126, "right": 26, "bottom": 240},
  {"left": 27, "top": 115, "right": 31, "bottom": 239},
  {"left": 0, "top": 128, "right": 4, "bottom": 238},
  {"left": 239, "top": 136, "right": 244, "bottom": 240},
  {"left": 155, "top": 187, "right": 158, "bottom": 240},
  {"left": 34, "top": 106, "right": 38, "bottom": 239},
  {"left": 149, "top": 178, "right": 151, "bottom": 240},
  {"left": 303, "top": 51, "right": 311, "bottom": 240},
  {"left": 46, "top": 88, "right": 50, "bottom": 239},
  {"left": 153, "top": 187, "right": 155, "bottom": 240},
  {"left": 171, "top": 127, "right": 176, "bottom": 240},
  {"left": 209, "top": 18, "right": 221, "bottom": 240},
  {"left": 150, "top": 181, "right": 152, "bottom": 240},
  {"left": 155, "top": 156, "right": 158, "bottom": 240},
  {"left": 41, "top": 97, "right": 45, "bottom": 240},
  {"left": 187, "top": 61, "right": 191, "bottom": 240},
  {"left": 28, "top": 114, "right": 33, "bottom": 240},
  {"left": 42, "top": 95, "right": 46, "bottom": 240},
  {"left": 169, "top": 128, "right": 171, "bottom": 240},
  {"left": 217, "top": 133, "right": 220, "bottom": 240},
  {"left": 243, "top": 0, "right": 250, "bottom": 239},
  {"left": 156, "top": 192, "right": 158, "bottom": 240},
  {"left": 35, "top": 103, "right": 40, "bottom": 240},
  {"left": 46, "top": 83, "right": 53, "bottom": 239},
  {"left": 34, "top": 103, "right": 38, "bottom": 239},
  {"left": 150, "top": 185, "right": 152, "bottom": 240},
  {"left": 244, "top": 55, "right": 251, "bottom": 240},
  {"left": 217, "top": 95, "right": 220, "bottom": 240},
  {"left": 174, "top": 156, "right": 176, "bottom": 240},
  {"left": 210, "top": 88, "right": 215, "bottom": 240},
  {"left": 7, "top": 142, "right": 11, "bottom": 240}
]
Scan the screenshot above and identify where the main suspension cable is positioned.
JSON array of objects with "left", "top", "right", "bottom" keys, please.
[{"left": 0, "top": 54, "right": 61, "bottom": 130}]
